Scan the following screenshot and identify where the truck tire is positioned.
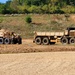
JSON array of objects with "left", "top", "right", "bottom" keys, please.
[
  {"left": 0, "top": 38, "right": 3, "bottom": 44},
  {"left": 4, "top": 38, "right": 10, "bottom": 44},
  {"left": 69, "top": 38, "right": 75, "bottom": 44},
  {"left": 11, "top": 38, "right": 17, "bottom": 44},
  {"left": 42, "top": 37, "right": 49, "bottom": 45},
  {"left": 13, "top": 38, "right": 17, "bottom": 44},
  {"left": 61, "top": 37, "right": 68, "bottom": 44},
  {"left": 11, "top": 38, "right": 14, "bottom": 44},
  {"left": 35, "top": 37, "right": 41, "bottom": 45},
  {"left": 18, "top": 38, "right": 22, "bottom": 44}
]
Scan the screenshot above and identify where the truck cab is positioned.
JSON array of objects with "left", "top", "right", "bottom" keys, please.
[
  {"left": 66, "top": 27, "right": 75, "bottom": 37},
  {"left": 61, "top": 27, "right": 75, "bottom": 44}
]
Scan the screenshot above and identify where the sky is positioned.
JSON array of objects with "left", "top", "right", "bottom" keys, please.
[{"left": 0, "top": 0, "right": 8, "bottom": 3}]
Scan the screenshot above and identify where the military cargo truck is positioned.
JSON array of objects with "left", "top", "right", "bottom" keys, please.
[
  {"left": 0, "top": 29, "right": 22, "bottom": 44},
  {"left": 33, "top": 27, "right": 75, "bottom": 45}
]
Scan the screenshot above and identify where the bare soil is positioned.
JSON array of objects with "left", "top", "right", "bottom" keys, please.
[
  {"left": 0, "top": 52, "right": 75, "bottom": 75},
  {"left": 0, "top": 39, "right": 75, "bottom": 75},
  {"left": 0, "top": 39, "right": 75, "bottom": 54}
]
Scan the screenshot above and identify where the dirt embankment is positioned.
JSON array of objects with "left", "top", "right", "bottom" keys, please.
[{"left": 0, "top": 39, "right": 75, "bottom": 54}]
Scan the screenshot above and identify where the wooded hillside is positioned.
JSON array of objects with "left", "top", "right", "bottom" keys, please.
[{"left": 0, "top": 0, "right": 75, "bottom": 14}]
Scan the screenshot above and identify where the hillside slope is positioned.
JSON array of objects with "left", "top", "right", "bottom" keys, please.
[{"left": 0, "top": 14, "right": 75, "bottom": 38}]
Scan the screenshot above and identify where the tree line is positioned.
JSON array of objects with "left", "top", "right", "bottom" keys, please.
[{"left": 0, "top": 0, "right": 75, "bottom": 14}]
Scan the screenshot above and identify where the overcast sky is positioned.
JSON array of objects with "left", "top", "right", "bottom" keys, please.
[{"left": 0, "top": 0, "right": 8, "bottom": 3}]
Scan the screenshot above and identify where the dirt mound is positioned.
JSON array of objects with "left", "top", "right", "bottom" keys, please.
[{"left": 0, "top": 39, "right": 75, "bottom": 54}]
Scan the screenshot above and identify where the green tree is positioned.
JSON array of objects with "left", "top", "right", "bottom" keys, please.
[
  {"left": 42, "top": 5, "right": 49, "bottom": 13},
  {"left": 0, "top": 3, "right": 4, "bottom": 14}
]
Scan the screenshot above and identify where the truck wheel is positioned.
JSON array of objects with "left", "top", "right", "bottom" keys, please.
[
  {"left": 0, "top": 38, "right": 3, "bottom": 44},
  {"left": 61, "top": 37, "right": 68, "bottom": 44},
  {"left": 35, "top": 37, "right": 41, "bottom": 45},
  {"left": 18, "top": 38, "right": 22, "bottom": 44},
  {"left": 11, "top": 38, "right": 14, "bottom": 44},
  {"left": 4, "top": 38, "right": 10, "bottom": 44},
  {"left": 42, "top": 37, "right": 49, "bottom": 45},
  {"left": 69, "top": 38, "right": 75, "bottom": 44},
  {"left": 13, "top": 38, "right": 17, "bottom": 44}
]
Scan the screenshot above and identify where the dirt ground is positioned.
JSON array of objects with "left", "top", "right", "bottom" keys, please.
[
  {"left": 0, "top": 39, "right": 75, "bottom": 75},
  {"left": 0, "top": 39, "right": 75, "bottom": 54},
  {"left": 0, "top": 52, "right": 75, "bottom": 75}
]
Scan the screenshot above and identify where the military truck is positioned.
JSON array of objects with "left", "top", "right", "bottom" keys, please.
[
  {"left": 33, "top": 27, "right": 75, "bottom": 45},
  {"left": 0, "top": 29, "right": 22, "bottom": 44}
]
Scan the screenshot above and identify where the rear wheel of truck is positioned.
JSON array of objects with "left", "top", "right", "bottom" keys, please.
[
  {"left": 69, "top": 38, "right": 75, "bottom": 44},
  {"left": 11, "top": 38, "right": 17, "bottom": 44},
  {"left": 0, "top": 38, "right": 3, "bottom": 44},
  {"left": 35, "top": 37, "right": 41, "bottom": 45},
  {"left": 42, "top": 37, "right": 49, "bottom": 45},
  {"left": 4, "top": 38, "right": 10, "bottom": 44},
  {"left": 18, "top": 38, "right": 22, "bottom": 44},
  {"left": 12, "top": 38, "right": 17, "bottom": 44},
  {"left": 61, "top": 37, "right": 68, "bottom": 44}
]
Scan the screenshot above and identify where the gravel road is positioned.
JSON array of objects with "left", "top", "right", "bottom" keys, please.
[{"left": 0, "top": 52, "right": 75, "bottom": 75}]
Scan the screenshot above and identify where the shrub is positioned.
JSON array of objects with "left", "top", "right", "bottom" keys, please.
[{"left": 25, "top": 16, "right": 32, "bottom": 23}]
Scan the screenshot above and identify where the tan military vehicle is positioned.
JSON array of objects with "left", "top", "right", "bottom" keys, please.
[
  {"left": 33, "top": 27, "right": 75, "bottom": 45},
  {"left": 0, "top": 29, "right": 22, "bottom": 44}
]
